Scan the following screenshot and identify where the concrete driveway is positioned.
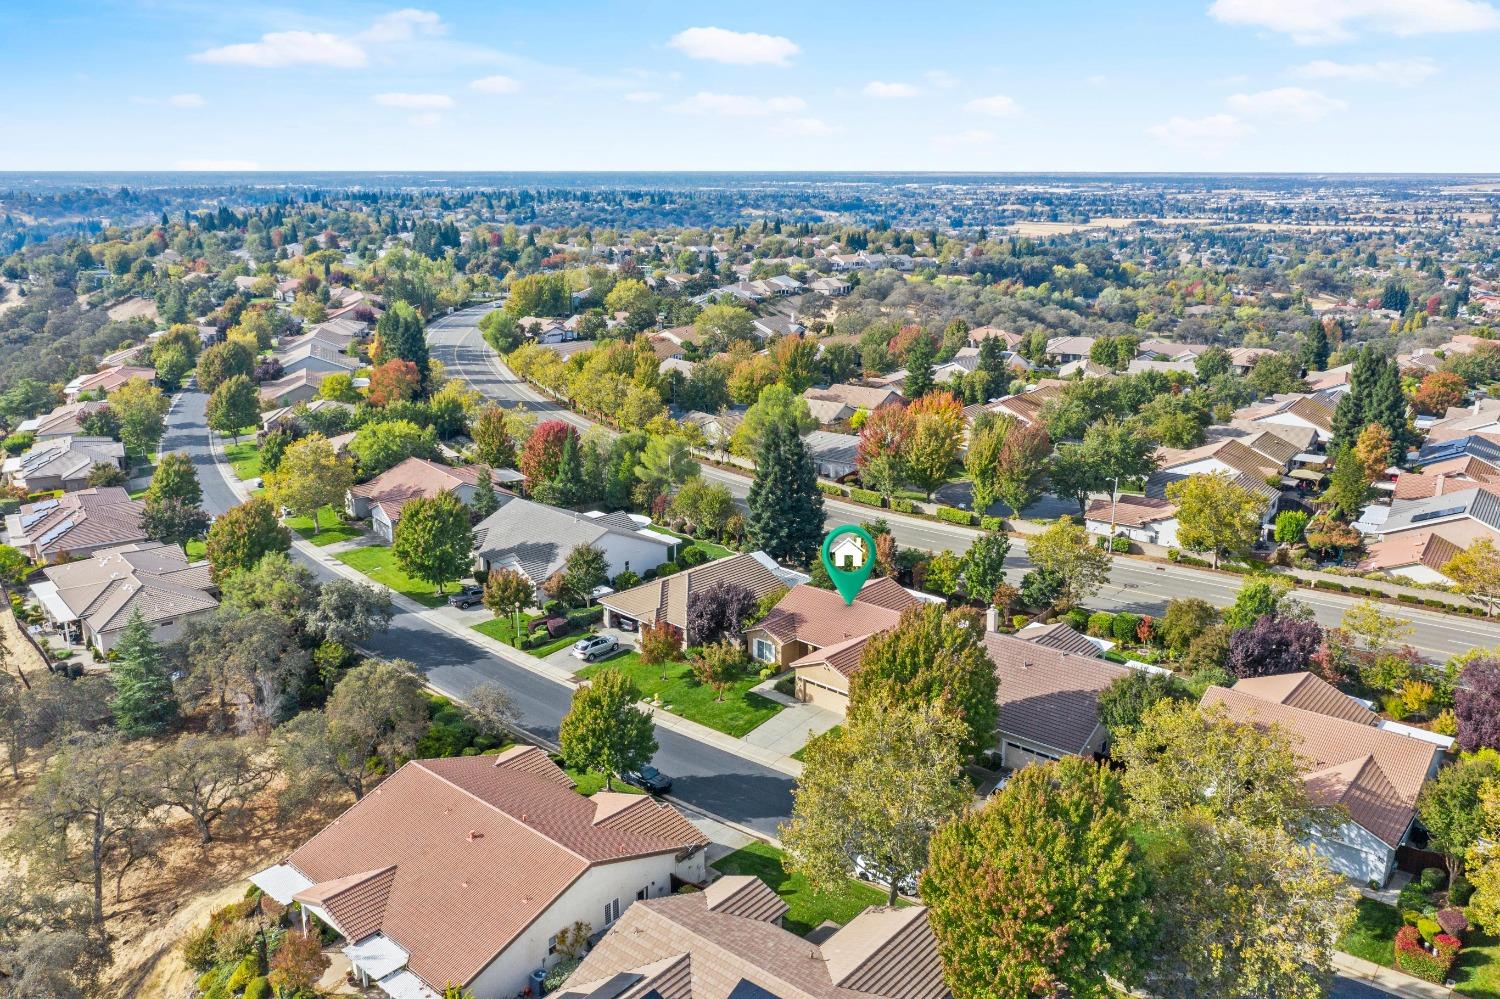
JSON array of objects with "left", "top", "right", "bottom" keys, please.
[{"left": 742, "top": 702, "right": 842, "bottom": 755}]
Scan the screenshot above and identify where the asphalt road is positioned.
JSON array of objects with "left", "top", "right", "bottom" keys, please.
[
  {"left": 158, "top": 388, "right": 797, "bottom": 838},
  {"left": 429, "top": 305, "right": 1500, "bottom": 662}
]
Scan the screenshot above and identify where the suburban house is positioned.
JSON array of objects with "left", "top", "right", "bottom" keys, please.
[
  {"left": 15, "top": 400, "right": 110, "bottom": 440},
  {"left": 1145, "top": 438, "right": 1283, "bottom": 536},
  {"left": 261, "top": 398, "right": 355, "bottom": 436},
  {"left": 258, "top": 369, "right": 326, "bottom": 408},
  {"left": 1203, "top": 675, "right": 1447, "bottom": 884},
  {"left": 346, "top": 457, "right": 488, "bottom": 543},
  {"left": 63, "top": 365, "right": 155, "bottom": 400},
  {"left": 801, "top": 431, "right": 861, "bottom": 481},
  {"left": 1227, "top": 346, "right": 1279, "bottom": 374},
  {"left": 1427, "top": 402, "right": 1500, "bottom": 444},
  {"left": 983, "top": 632, "right": 1131, "bottom": 771},
  {"left": 278, "top": 341, "right": 360, "bottom": 378},
  {"left": 1046, "top": 335, "right": 1095, "bottom": 364},
  {"left": 6, "top": 487, "right": 148, "bottom": 563},
  {"left": 251, "top": 747, "right": 708, "bottom": 999},
  {"left": 1367, "top": 484, "right": 1500, "bottom": 549},
  {"left": 1083, "top": 495, "right": 1179, "bottom": 547},
  {"left": 1390, "top": 456, "right": 1500, "bottom": 500},
  {"left": 472, "top": 499, "right": 676, "bottom": 598},
  {"left": 746, "top": 579, "right": 918, "bottom": 711},
  {"left": 1356, "top": 532, "right": 1461, "bottom": 584},
  {"left": 1014, "top": 620, "right": 1107, "bottom": 658},
  {"left": 1233, "top": 394, "right": 1335, "bottom": 444},
  {"left": 801, "top": 383, "right": 903, "bottom": 426},
  {"left": 3, "top": 436, "right": 126, "bottom": 493},
  {"left": 598, "top": 552, "right": 798, "bottom": 635},
  {"left": 558, "top": 877, "right": 949, "bottom": 999},
  {"left": 982, "top": 383, "right": 1066, "bottom": 428},
  {"left": 31, "top": 542, "right": 217, "bottom": 652}
]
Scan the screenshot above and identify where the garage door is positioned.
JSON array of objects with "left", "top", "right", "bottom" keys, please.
[
  {"left": 1002, "top": 741, "right": 1059, "bottom": 771},
  {"left": 798, "top": 675, "right": 849, "bottom": 712}
]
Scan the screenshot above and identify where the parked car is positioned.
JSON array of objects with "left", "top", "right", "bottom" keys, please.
[
  {"left": 621, "top": 765, "right": 672, "bottom": 794},
  {"left": 615, "top": 616, "right": 638, "bottom": 633},
  {"left": 853, "top": 855, "right": 919, "bottom": 897},
  {"left": 570, "top": 634, "right": 619, "bottom": 661},
  {"left": 447, "top": 585, "right": 484, "bottom": 609}
]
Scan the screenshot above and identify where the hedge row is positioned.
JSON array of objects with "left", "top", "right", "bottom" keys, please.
[
  {"left": 848, "top": 487, "right": 884, "bottom": 506},
  {"left": 935, "top": 506, "right": 974, "bottom": 526},
  {"left": 817, "top": 482, "right": 846, "bottom": 497}
]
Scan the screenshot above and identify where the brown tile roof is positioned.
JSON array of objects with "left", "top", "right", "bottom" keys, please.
[
  {"left": 281, "top": 746, "right": 706, "bottom": 992},
  {"left": 1156, "top": 437, "right": 1283, "bottom": 478},
  {"left": 560, "top": 888, "right": 949, "bottom": 999},
  {"left": 804, "top": 383, "right": 903, "bottom": 412},
  {"left": 791, "top": 633, "right": 872, "bottom": 680},
  {"left": 753, "top": 584, "right": 906, "bottom": 649},
  {"left": 1394, "top": 458, "right": 1500, "bottom": 500},
  {"left": 293, "top": 866, "right": 397, "bottom": 943},
  {"left": 702, "top": 875, "right": 789, "bottom": 923},
  {"left": 849, "top": 576, "right": 922, "bottom": 611},
  {"left": 41, "top": 541, "right": 218, "bottom": 634},
  {"left": 982, "top": 633, "right": 1130, "bottom": 756},
  {"left": 1229, "top": 672, "right": 1377, "bottom": 726},
  {"left": 1083, "top": 495, "right": 1177, "bottom": 528},
  {"left": 74, "top": 365, "right": 155, "bottom": 395},
  {"left": 8, "top": 487, "right": 147, "bottom": 560},
  {"left": 1234, "top": 395, "right": 1334, "bottom": 435},
  {"left": 1201, "top": 685, "right": 1442, "bottom": 847},
  {"left": 600, "top": 552, "right": 788, "bottom": 632},
  {"left": 349, "top": 456, "right": 487, "bottom": 521},
  {"left": 1356, "top": 532, "right": 1461, "bottom": 577},
  {"left": 1016, "top": 621, "right": 1102, "bottom": 658}
]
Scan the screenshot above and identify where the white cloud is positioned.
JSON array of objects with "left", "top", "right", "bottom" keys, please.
[
  {"left": 1227, "top": 86, "right": 1346, "bottom": 121},
  {"left": 191, "top": 30, "right": 367, "bottom": 68},
  {"left": 1291, "top": 57, "right": 1438, "bottom": 85},
  {"left": 965, "top": 94, "right": 1020, "bottom": 117},
  {"left": 776, "top": 117, "right": 839, "bottom": 136},
  {"left": 176, "top": 159, "right": 260, "bottom": 170},
  {"left": 671, "top": 92, "right": 806, "bottom": 116},
  {"left": 469, "top": 75, "right": 520, "bottom": 94},
  {"left": 167, "top": 93, "right": 205, "bottom": 108},
  {"left": 925, "top": 70, "right": 959, "bottom": 90},
  {"left": 360, "top": 8, "right": 444, "bottom": 43},
  {"left": 1209, "top": 0, "right": 1500, "bottom": 43},
  {"left": 667, "top": 27, "right": 799, "bottom": 66},
  {"left": 624, "top": 90, "right": 663, "bottom": 103},
  {"left": 1146, "top": 113, "right": 1251, "bottom": 152},
  {"left": 933, "top": 129, "right": 997, "bottom": 148},
  {"left": 863, "top": 80, "right": 920, "bottom": 99},
  {"left": 373, "top": 92, "right": 453, "bottom": 109}
]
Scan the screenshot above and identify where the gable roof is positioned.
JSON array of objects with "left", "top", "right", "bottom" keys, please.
[
  {"left": 279, "top": 747, "right": 706, "bottom": 992},
  {"left": 5, "top": 487, "right": 147, "bottom": 559},
  {"left": 1375, "top": 484, "right": 1500, "bottom": 537},
  {"left": 349, "top": 457, "right": 486, "bottom": 521},
  {"left": 1015, "top": 621, "right": 1102, "bottom": 658},
  {"left": 1201, "top": 684, "right": 1441, "bottom": 847},
  {"left": 804, "top": 383, "right": 902, "bottom": 412},
  {"left": 473, "top": 498, "right": 674, "bottom": 585},
  {"left": 983, "top": 632, "right": 1130, "bottom": 755},
  {"left": 1084, "top": 494, "right": 1177, "bottom": 528},
  {"left": 599, "top": 552, "right": 788, "bottom": 632},
  {"left": 40, "top": 541, "right": 217, "bottom": 634},
  {"left": 1357, "top": 532, "right": 1460, "bottom": 577},
  {"left": 753, "top": 582, "right": 910, "bottom": 650},
  {"left": 3, "top": 435, "right": 124, "bottom": 485},
  {"left": 1229, "top": 671, "right": 1377, "bottom": 726}
]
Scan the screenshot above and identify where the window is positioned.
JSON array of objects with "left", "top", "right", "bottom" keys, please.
[
  {"left": 603, "top": 898, "right": 620, "bottom": 926},
  {"left": 547, "top": 934, "right": 558, "bottom": 956},
  {"left": 753, "top": 639, "right": 775, "bottom": 663},
  {"left": 637, "top": 886, "right": 649, "bottom": 901}
]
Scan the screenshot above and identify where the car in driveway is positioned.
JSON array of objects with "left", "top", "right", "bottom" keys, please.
[
  {"left": 621, "top": 766, "right": 672, "bottom": 794},
  {"left": 570, "top": 634, "right": 619, "bottom": 661},
  {"left": 447, "top": 585, "right": 485, "bottom": 609},
  {"left": 853, "top": 855, "right": 918, "bottom": 897}
]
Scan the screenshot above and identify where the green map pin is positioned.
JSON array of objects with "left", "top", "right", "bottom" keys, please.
[{"left": 821, "top": 525, "right": 877, "bottom": 605}]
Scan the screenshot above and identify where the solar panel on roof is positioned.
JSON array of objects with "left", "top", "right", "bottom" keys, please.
[
  {"left": 35, "top": 519, "right": 74, "bottom": 546},
  {"left": 727, "top": 981, "right": 785, "bottom": 999},
  {"left": 1411, "top": 506, "right": 1466, "bottom": 524}
]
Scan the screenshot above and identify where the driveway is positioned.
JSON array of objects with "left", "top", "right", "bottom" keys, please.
[{"left": 741, "top": 702, "right": 842, "bottom": 755}]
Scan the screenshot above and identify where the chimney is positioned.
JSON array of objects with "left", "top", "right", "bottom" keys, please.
[{"left": 985, "top": 606, "right": 999, "bottom": 632}]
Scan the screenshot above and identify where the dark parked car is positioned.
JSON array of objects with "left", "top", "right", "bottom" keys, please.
[
  {"left": 621, "top": 766, "right": 672, "bottom": 794},
  {"left": 447, "top": 585, "right": 485, "bottom": 609}
]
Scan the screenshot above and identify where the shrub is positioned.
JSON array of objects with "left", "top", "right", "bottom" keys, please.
[
  {"left": 889, "top": 498, "right": 915, "bottom": 514},
  {"left": 848, "top": 487, "right": 883, "bottom": 506},
  {"left": 677, "top": 546, "right": 709, "bottom": 569},
  {"left": 1452, "top": 877, "right": 1475, "bottom": 905},
  {"left": 1420, "top": 867, "right": 1448, "bottom": 892},
  {"left": 774, "top": 673, "right": 796, "bottom": 696},
  {"left": 227, "top": 954, "right": 261, "bottom": 992},
  {"left": 935, "top": 506, "right": 974, "bottom": 526},
  {"left": 244, "top": 978, "right": 272, "bottom": 999},
  {"left": 1437, "top": 907, "right": 1468, "bottom": 939},
  {"left": 1011, "top": 614, "right": 1028, "bottom": 630},
  {"left": 1417, "top": 917, "right": 1442, "bottom": 945},
  {"left": 1108, "top": 535, "right": 1130, "bottom": 552},
  {"left": 543, "top": 957, "right": 583, "bottom": 990},
  {"left": 212, "top": 920, "right": 259, "bottom": 965},
  {"left": 1063, "top": 608, "right": 1090, "bottom": 632},
  {"left": 612, "top": 569, "right": 640, "bottom": 590},
  {"left": 1395, "top": 925, "right": 1459, "bottom": 984},
  {"left": 656, "top": 561, "right": 680, "bottom": 576},
  {"left": 180, "top": 924, "right": 218, "bottom": 972},
  {"left": 818, "top": 482, "right": 845, "bottom": 497},
  {"left": 1111, "top": 613, "right": 1142, "bottom": 644},
  {"left": 1086, "top": 612, "right": 1116, "bottom": 638},
  {"left": 1397, "top": 881, "right": 1430, "bottom": 913}
]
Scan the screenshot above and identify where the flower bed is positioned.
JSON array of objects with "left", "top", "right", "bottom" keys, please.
[{"left": 1395, "top": 924, "right": 1461, "bottom": 984}]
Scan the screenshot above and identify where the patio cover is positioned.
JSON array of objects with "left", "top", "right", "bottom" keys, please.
[
  {"left": 249, "top": 864, "right": 313, "bottom": 905},
  {"left": 29, "top": 581, "right": 76, "bottom": 624},
  {"left": 344, "top": 933, "right": 410, "bottom": 981},
  {"left": 378, "top": 970, "right": 441, "bottom": 999}
]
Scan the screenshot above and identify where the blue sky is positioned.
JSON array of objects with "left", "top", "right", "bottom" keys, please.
[{"left": 2, "top": 0, "right": 1497, "bottom": 171}]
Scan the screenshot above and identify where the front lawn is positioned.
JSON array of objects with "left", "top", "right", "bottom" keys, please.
[
  {"left": 658, "top": 527, "right": 733, "bottom": 562},
  {"left": 1456, "top": 929, "right": 1500, "bottom": 998},
  {"left": 185, "top": 538, "right": 207, "bottom": 560},
  {"left": 285, "top": 505, "right": 363, "bottom": 546},
  {"left": 577, "top": 649, "right": 783, "bottom": 738},
  {"left": 334, "top": 545, "right": 467, "bottom": 607},
  {"left": 1339, "top": 898, "right": 1402, "bottom": 968},
  {"left": 711, "top": 842, "right": 894, "bottom": 936},
  {"left": 473, "top": 606, "right": 603, "bottom": 658},
  {"left": 222, "top": 439, "right": 262, "bottom": 480},
  {"left": 562, "top": 765, "right": 646, "bottom": 797}
]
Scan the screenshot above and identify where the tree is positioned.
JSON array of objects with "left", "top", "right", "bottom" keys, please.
[
  {"left": 1165, "top": 472, "right": 1264, "bottom": 568},
  {"left": 109, "top": 608, "right": 178, "bottom": 737},
  {"left": 305, "top": 579, "right": 394, "bottom": 648},
  {"left": 263, "top": 433, "right": 355, "bottom": 534},
  {"left": 150, "top": 735, "right": 272, "bottom": 843},
  {"left": 994, "top": 421, "right": 1051, "bottom": 515},
  {"left": 1445, "top": 539, "right": 1500, "bottom": 615},
  {"left": 1302, "top": 321, "right": 1331, "bottom": 372},
  {"left": 857, "top": 404, "right": 911, "bottom": 497},
  {"left": 961, "top": 532, "right": 1009, "bottom": 603},
  {"left": 922, "top": 757, "right": 1149, "bottom": 999},
  {"left": 1413, "top": 370, "right": 1467, "bottom": 416},
  {"left": 393, "top": 492, "right": 474, "bottom": 595},
  {"left": 463, "top": 681, "right": 519, "bottom": 744},
  {"left": 1227, "top": 614, "right": 1323, "bottom": 678},
  {"left": 558, "top": 543, "right": 608, "bottom": 607},
  {"left": 471, "top": 405, "right": 518, "bottom": 468},
  {"left": 86, "top": 461, "right": 125, "bottom": 487},
  {"left": 963, "top": 413, "right": 1009, "bottom": 513},
  {"left": 1353, "top": 423, "right": 1395, "bottom": 482},
  {"left": 1082, "top": 416, "right": 1159, "bottom": 487},
  {"left": 635, "top": 434, "right": 698, "bottom": 497},
  {"left": 220, "top": 551, "right": 317, "bottom": 618},
  {"left": 731, "top": 383, "right": 816, "bottom": 457},
  {"left": 319, "top": 372, "right": 360, "bottom": 403},
  {"left": 206, "top": 374, "right": 259, "bottom": 442},
  {"left": 196, "top": 339, "right": 254, "bottom": 394},
  {"left": 689, "top": 641, "right": 749, "bottom": 701},
  {"left": 1140, "top": 814, "right": 1352, "bottom": 999},
  {"left": 349, "top": 419, "right": 439, "bottom": 476},
  {"left": 143, "top": 495, "right": 211, "bottom": 548},
  {"left": 558, "top": 668, "right": 657, "bottom": 791},
  {"left": 849, "top": 605, "right": 998, "bottom": 759},
  {"left": 670, "top": 478, "right": 734, "bottom": 536},
  {"left": 1160, "top": 597, "right": 1220, "bottom": 655},
  {"left": 604, "top": 277, "right": 654, "bottom": 318},
  {"left": 1113, "top": 700, "right": 1325, "bottom": 835},
  {"left": 518, "top": 419, "right": 577, "bottom": 485},
  {"left": 0, "top": 672, "right": 109, "bottom": 781},
  {"left": 782, "top": 705, "right": 969, "bottom": 906},
  {"left": 1096, "top": 670, "right": 1190, "bottom": 738},
  {"left": 109, "top": 377, "right": 168, "bottom": 455},
  {"left": 1048, "top": 443, "right": 1098, "bottom": 517},
  {"left": 204, "top": 497, "right": 291, "bottom": 582},
  {"left": 1419, "top": 749, "right": 1500, "bottom": 877},
  {"left": 902, "top": 391, "right": 964, "bottom": 499},
  {"left": 373, "top": 300, "right": 429, "bottom": 379},
  {"left": 685, "top": 581, "right": 757, "bottom": 645},
  {"left": 0, "top": 878, "right": 105, "bottom": 999},
  {"left": 693, "top": 303, "right": 755, "bottom": 350},
  {"left": 269, "top": 932, "right": 330, "bottom": 995},
  {"left": 182, "top": 609, "right": 308, "bottom": 734},
  {"left": 11, "top": 732, "right": 153, "bottom": 927},
  {"left": 1274, "top": 509, "right": 1309, "bottom": 543},
  {"left": 902, "top": 333, "right": 936, "bottom": 399},
  {"left": 747, "top": 420, "right": 824, "bottom": 565},
  {"left": 368, "top": 358, "right": 422, "bottom": 406},
  {"left": 1456, "top": 657, "right": 1500, "bottom": 753},
  {"left": 1224, "top": 576, "right": 1300, "bottom": 630},
  {"left": 145, "top": 451, "right": 202, "bottom": 507},
  {"left": 469, "top": 466, "right": 499, "bottom": 518},
  {"left": 1025, "top": 516, "right": 1111, "bottom": 608},
  {"left": 1245, "top": 353, "right": 1306, "bottom": 396},
  {"left": 483, "top": 568, "right": 534, "bottom": 646}
]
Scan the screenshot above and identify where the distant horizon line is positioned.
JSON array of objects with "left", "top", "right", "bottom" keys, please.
[{"left": 2, "top": 169, "right": 1499, "bottom": 178}]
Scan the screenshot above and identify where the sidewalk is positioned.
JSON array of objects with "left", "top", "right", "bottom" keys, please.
[{"left": 1333, "top": 952, "right": 1456, "bottom": 998}]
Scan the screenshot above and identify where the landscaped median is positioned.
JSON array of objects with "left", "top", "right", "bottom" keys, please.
[{"left": 577, "top": 649, "right": 784, "bottom": 739}]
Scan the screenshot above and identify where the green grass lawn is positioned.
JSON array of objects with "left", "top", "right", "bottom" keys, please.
[
  {"left": 711, "top": 842, "right": 894, "bottom": 936},
  {"left": 334, "top": 545, "right": 466, "bottom": 607},
  {"left": 285, "top": 506, "right": 363, "bottom": 546},
  {"left": 1339, "top": 898, "right": 1402, "bottom": 968},
  {"left": 472, "top": 607, "right": 603, "bottom": 657},
  {"left": 1456, "top": 929, "right": 1500, "bottom": 998},
  {"left": 563, "top": 765, "right": 646, "bottom": 797},
  {"left": 577, "top": 649, "right": 782, "bottom": 738},
  {"left": 185, "top": 539, "right": 207, "bottom": 560},
  {"left": 658, "top": 527, "right": 733, "bottom": 562},
  {"left": 222, "top": 439, "right": 262, "bottom": 480}
]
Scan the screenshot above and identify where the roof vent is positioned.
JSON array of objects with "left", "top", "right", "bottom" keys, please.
[{"left": 467, "top": 830, "right": 483, "bottom": 842}]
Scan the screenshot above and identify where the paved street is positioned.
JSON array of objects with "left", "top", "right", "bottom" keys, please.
[
  {"left": 159, "top": 388, "right": 797, "bottom": 838},
  {"left": 429, "top": 304, "right": 1500, "bottom": 662}
]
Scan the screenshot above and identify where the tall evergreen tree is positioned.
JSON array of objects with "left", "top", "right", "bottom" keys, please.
[
  {"left": 1301, "top": 320, "right": 1329, "bottom": 372},
  {"left": 109, "top": 608, "right": 179, "bottom": 737},
  {"left": 903, "top": 335, "right": 936, "bottom": 400},
  {"left": 1329, "top": 347, "right": 1379, "bottom": 453},
  {"left": 375, "top": 301, "right": 429, "bottom": 380},
  {"left": 1370, "top": 361, "right": 1413, "bottom": 462},
  {"left": 972, "top": 335, "right": 1006, "bottom": 402},
  {"left": 472, "top": 466, "right": 499, "bottom": 518},
  {"left": 747, "top": 421, "right": 824, "bottom": 565}
]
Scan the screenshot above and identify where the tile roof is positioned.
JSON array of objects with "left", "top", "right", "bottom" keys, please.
[
  {"left": 281, "top": 747, "right": 706, "bottom": 992},
  {"left": 982, "top": 633, "right": 1130, "bottom": 756},
  {"left": 560, "top": 888, "right": 949, "bottom": 999},
  {"left": 40, "top": 541, "right": 218, "bottom": 634},
  {"left": 3, "top": 435, "right": 125, "bottom": 486},
  {"left": 1083, "top": 495, "right": 1177, "bottom": 528},
  {"left": 349, "top": 457, "right": 487, "bottom": 522},
  {"left": 1229, "top": 672, "right": 1377, "bottom": 726},
  {"left": 803, "top": 383, "right": 903, "bottom": 412},
  {"left": 1356, "top": 532, "right": 1460, "bottom": 577},
  {"left": 70, "top": 365, "right": 155, "bottom": 395},
  {"left": 702, "top": 875, "right": 789, "bottom": 924},
  {"left": 600, "top": 552, "right": 788, "bottom": 632},
  {"left": 6, "top": 487, "right": 147, "bottom": 560},
  {"left": 16, "top": 401, "right": 109, "bottom": 438},
  {"left": 473, "top": 499, "right": 673, "bottom": 585},
  {"left": 1201, "top": 685, "right": 1442, "bottom": 847},
  {"left": 1375, "top": 484, "right": 1500, "bottom": 537},
  {"left": 1016, "top": 621, "right": 1102, "bottom": 658},
  {"left": 754, "top": 583, "right": 908, "bottom": 649}
]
